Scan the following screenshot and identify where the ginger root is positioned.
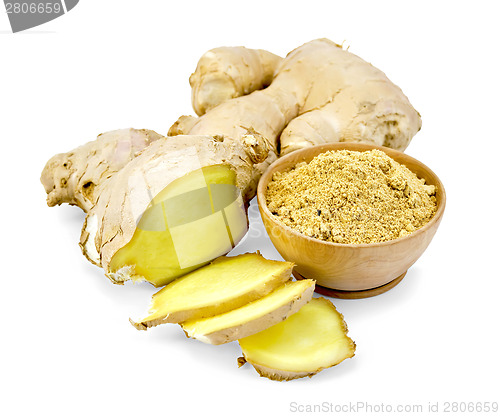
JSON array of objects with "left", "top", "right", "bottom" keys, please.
[
  {"left": 107, "top": 165, "right": 247, "bottom": 286},
  {"left": 42, "top": 38, "right": 421, "bottom": 288},
  {"left": 278, "top": 48, "right": 421, "bottom": 154},
  {"left": 80, "top": 132, "right": 274, "bottom": 282},
  {"left": 41, "top": 128, "right": 163, "bottom": 212},
  {"left": 176, "top": 39, "right": 421, "bottom": 156},
  {"left": 189, "top": 46, "right": 282, "bottom": 116}
]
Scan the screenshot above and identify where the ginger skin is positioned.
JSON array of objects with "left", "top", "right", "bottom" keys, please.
[
  {"left": 189, "top": 46, "right": 282, "bottom": 116},
  {"left": 177, "top": 39, "right": 421, "bottom": 156},
  {"left": 41, "top": 128, "right": 163, "bottom": 212}
]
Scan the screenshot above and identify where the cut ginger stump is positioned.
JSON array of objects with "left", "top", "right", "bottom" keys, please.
[{"left": 109, "top": 165, "right": 247, "bottom": 287}]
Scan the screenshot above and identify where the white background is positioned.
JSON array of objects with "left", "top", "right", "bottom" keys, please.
[{"left": 1, "top": 1, "right": 499, "bottom": 415}]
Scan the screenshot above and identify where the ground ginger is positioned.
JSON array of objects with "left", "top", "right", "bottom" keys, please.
[{"left": 266, "top": 150, "right": 437, "bottom": 244}]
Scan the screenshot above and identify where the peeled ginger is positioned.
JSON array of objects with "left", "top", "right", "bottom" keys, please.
[
  {"left": 238, "top": 298, "right": 355, "bottom": 381},
  {"left": 182, "top": 279, "right": 315, "bottom": 345},
  {"left": 131, "top": 253, "right": 294, "bottom": 329}
]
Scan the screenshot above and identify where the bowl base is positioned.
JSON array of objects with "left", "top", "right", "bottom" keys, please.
[{"left": 293, "top": 271, "right": 407, "bottom": 299}]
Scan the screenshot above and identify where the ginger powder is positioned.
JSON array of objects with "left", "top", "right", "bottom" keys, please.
[{"left": 266, "top": 150, "right": 437, "bottom": 244}]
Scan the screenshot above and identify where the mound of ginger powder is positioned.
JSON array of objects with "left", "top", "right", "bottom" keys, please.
[{"left": 266, "top": 149, "right": 437, "bottom": 244}]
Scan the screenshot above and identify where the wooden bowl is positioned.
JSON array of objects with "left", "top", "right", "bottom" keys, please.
[{"left": 257, "top": 143, "right": 446, "bottom": 299}]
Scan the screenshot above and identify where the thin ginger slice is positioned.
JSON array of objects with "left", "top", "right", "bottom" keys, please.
[
  {"left": 131, "top": 253, "right": 294, "bottom": 329},
  {"left": 238, "top": 297, "right": 355, "bottom": 381},
  {"left": 181, "top": 279, "right": 315, "bottom": 345}
]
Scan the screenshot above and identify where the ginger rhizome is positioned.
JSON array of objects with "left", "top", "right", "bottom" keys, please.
[
  {"left": 43, "top": 39, "right": 421, "bottom": 287},
  {"left": 189, "top": 46, "right": 282, "bottom": 116},
  {"left": 79, "top": 132, "right": 273, "bottom": 283},
  {"left": 106, "top": 165, "right": 247, "bottom": 286},
  {"left": 173, "top": 39, "right": 421, "bottom": 156},
  {"left": 41, "top": 128, "right": 163, "bottom": 212}
]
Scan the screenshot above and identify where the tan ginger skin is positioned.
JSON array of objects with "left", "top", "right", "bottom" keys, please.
[
  {"left": 189, "top": 46, "right": 282, "bottom": 116},
  {"left": 41, "top": 128, "right": 163, "bottom": 212},
  {"left": 176, "top": 39, "right": 421, "bottom": 156}
]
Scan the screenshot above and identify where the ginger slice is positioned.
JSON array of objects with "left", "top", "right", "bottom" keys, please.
[
  {"left": 181, "top": 279, "right": 315, "bottom": 345},
  {"left": 238, "top": 298, "right": 355, "bottom": 381},
  {"left": 131, "top": 253, "right": 294, "bottom": 329}
]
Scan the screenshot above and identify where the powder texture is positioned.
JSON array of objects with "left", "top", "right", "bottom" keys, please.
[{"left": 266, "top": 150, "right": 437, "bottom": 244}]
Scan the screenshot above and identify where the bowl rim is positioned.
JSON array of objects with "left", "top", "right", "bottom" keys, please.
[{"left": 257, "top": 142, "right": 446, "bottom": 249}]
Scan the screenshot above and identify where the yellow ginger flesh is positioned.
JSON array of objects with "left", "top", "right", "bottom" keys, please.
[
  {"left": 131, "top": 253, "right": 294, "bottom": 328},
  {"left": 182, "top": 279, "right": 315, "bottom": 344},
  {"left": 109, "top": 165, "right": 247, "bottom": 287},
  {"left": 239, "top": 298, "right": 355, "bottom": 380}
]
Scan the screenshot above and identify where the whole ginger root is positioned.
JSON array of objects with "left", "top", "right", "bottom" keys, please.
[{"left": 42, "top": 38, "right": 422, "bottom": 287}]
